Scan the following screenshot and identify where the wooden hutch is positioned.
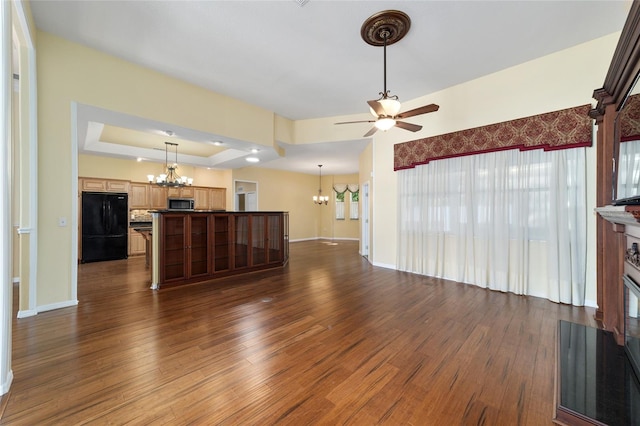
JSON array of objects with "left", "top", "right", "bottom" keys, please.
[{"left": 150, "top": 211, "right": 289, "bottom": 289}]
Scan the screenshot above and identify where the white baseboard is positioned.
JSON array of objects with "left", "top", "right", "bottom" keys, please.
[
  {"left": 371, "top": 261, "right": 396, "bottom": 270},
  {"left": 16, "top": 309, "right": 37, "bottom": 318},
  {"left": 0, "top": 370, "right": 13, "bottom": 395},
  {"left": 36, "top": 299, "right": 79, "bottom": 313}
]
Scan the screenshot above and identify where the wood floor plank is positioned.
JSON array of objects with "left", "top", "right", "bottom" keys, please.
[{"left": 2, "top": 240, "right": 600, "bottom": 424}]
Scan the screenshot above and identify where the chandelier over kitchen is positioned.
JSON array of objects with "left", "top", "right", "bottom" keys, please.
[
  {"left": 313, "top": 164, "right": 329, "bottom": 205},
  {"left": 147, "top": 142, "right": 193, "bottom": 187}
]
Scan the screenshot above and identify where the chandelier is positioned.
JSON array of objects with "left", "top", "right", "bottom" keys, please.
[
  {"left": 147, "top": 142, "right": 193, "bottom": 187},
  {"left": 313, "top": 164, "right": 329, "bottom": 205}
]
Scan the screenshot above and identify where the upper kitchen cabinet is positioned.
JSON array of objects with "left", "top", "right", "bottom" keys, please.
[
  {"left": 129, "top": 183, "right": 149, "bottom": 209},
  {"left": 80, "top": 178, "right": 130, "bottom": 193},
  {"left": 194, "top": 187, "right": 226, "bottom": 210},
  {"left": 167, "top": 186, "right": 195, "bottom": 199},
  {"left": 150, "top": 185, "right": 167, "bottom": 209},
  {"left": 194, "top": 187, "right": 209, "bottom": 210},
  {"left": 209, "top": 188, "right": 226, "bottom": 210}
]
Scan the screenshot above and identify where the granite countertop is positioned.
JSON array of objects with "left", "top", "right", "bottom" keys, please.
[{"left": 130, "top": 221, "right": 152, "bottom": 228}]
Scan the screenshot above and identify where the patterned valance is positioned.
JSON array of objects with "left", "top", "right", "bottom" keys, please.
[
  {"left": 394, "top": 104, "right": 592, "bottom": 171},
  {"left": 620, "top": 94, "right": 640, "bottom": 141},
  {"left": 333, "top": 184, "right": 359, "bottom": 194}
]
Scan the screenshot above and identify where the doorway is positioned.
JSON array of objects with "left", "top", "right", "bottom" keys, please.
[{"left": 234, "top": 180, "right": 258, "bottom": 211}]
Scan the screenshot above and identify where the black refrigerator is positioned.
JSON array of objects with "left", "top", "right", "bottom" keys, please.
[{"left": 81, "top": 192, "right": 128, "bottom": 263}]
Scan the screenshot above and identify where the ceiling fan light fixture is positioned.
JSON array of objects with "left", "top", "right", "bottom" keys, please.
[
  {"left": 375, "top": 117, "right": 396, "bottom": 131},
  {"left": 379, "top": 98, "right": 401, "bottom": 117}
]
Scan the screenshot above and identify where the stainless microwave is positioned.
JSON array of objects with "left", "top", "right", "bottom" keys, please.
[{"left": 167, "top": 198, "right": 195, "bottom": 211}]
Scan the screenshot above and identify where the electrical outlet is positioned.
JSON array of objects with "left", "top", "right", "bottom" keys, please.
[{"left": 58, "top": 217, "right": 67, "bottom": 227}]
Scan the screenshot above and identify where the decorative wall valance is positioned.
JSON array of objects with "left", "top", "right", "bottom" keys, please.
[
  {"left": 620, "top": 94, "right": 640, "bottom": 141},
  {"left": 333, "top": 184, "right": 359, "bottom": 194},
  {"left": 394, "top": 104, "right": 592, "bottom": 171}
]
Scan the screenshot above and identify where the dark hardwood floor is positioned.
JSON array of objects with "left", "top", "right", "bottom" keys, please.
[{"left": 1, "top": 240, "right": 597, "bottom": 425}]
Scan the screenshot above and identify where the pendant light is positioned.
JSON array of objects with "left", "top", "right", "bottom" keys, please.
[
  {"left": 313, "top": 164, "right": 329, "bottom": 205},
  {"left": 147, "top": 141, "right": 192, "bottom": 187}
]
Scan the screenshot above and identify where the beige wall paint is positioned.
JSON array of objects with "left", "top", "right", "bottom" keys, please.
[
  {"left": 78, "top": 154, "right": 230, "bottom": 188},
  {"left": 229, "top": 168, "right": 358, "bottom": 241},
  {"left": 320, "top": 173, "right": 360, "bottom": 240}
]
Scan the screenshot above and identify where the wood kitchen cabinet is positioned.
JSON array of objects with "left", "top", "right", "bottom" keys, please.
[
  {"left": 212, "top": 215, "right": 230, "bottom": 272},
  {"left": 129, "top": 183, "right": 149, "bottom": 209},
  {"left": 232, "top": 214, "right": 283, "bottom": 270},
  {"left": 194, "top": 187, "right": 225, "bottom": 210},
  {"left": 209, "top": 188, "right": 226, "bottom": 210},
  {"left": 149, "top": 186, "right": 167, "bottom": 209},
  {"left": 80, "top": 178, "right": 130, "bottom": 193},
  {"left": 154, "top": 211, "right": 288, "bottom": 288},
  {"left": 194, "top": 187, "right": 209, "bottom": 210},
  {"left": 167, "top": 186, "right": 195, "bottom": 199},
  {"left": 129, "top": 232, "right": 146, "bottom": 256},
  {"left": 160, "top": 213, "right": 210, "bottom": 283}
]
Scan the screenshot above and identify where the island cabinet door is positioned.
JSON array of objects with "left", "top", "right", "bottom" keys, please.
[
  {"left": 212, "top": 215, "right": 230, "bottom": 272},
  {"left": 251, "top": 214, "right": 267, "bottom": 266},
  {"left": 161, "top": 214, "right": 211, "bottom": 284},
  {"left": 188, "top": 214, "right": 210, "bottom": 278},
  {"left": 266, "top": 213, "right": 284, "bottom": 264},
  {"left": 161, "top": 214, "right": 188, "bottom": 283},
  {"left": 233, "top": 214, "right": 250, "bottom": 269}
]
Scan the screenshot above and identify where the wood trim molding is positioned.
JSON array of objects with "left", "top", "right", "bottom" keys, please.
[
  {"left": 590, "top": 1, "right": 640, "bottom": 120},
  {"left": 594, "top": 1, "right": 640, "bottom": 338}
]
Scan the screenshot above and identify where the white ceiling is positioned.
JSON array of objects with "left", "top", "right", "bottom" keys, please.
[{"left": 29, "top": 0, "right": 630, "bottom": 175}]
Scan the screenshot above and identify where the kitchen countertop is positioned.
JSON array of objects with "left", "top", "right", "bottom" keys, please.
[
  {"left": 133, "top": 227, "right": 152, "bottom": 232},
  {"left": 130, "top": 221, "right": 151, "bottom": 228}
]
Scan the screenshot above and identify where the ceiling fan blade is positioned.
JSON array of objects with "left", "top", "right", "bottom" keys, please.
[
  {"left": 363, "top": 126, "right": 378, "bottom": 137},
  {"left": 335, "top": 120, "right": 376, "bottom": 125},
  {"left": 397, "top": 104, "right": 440, "bottom": 119},
  {"left": 395, "top": 121, "right": 423, "bottom": 132},
  {"left": 367, "top": 100, "right": 385, "bottom": 117}
]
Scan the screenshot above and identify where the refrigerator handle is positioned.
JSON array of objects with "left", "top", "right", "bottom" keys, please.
[
  {"left": 106, "top": 202, "right": 112, "bottom": 234},
  {"left": 102, "top": 200, "right": 107, "bottom": 233}
]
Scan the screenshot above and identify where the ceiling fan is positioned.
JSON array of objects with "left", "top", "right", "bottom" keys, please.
[{"left": 336, "top": 10, "right": 439, "bottom": 137}]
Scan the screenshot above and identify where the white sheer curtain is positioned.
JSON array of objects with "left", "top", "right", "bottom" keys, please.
[{"left": 397, "top": 148, "right": 586, "bottom": 305}]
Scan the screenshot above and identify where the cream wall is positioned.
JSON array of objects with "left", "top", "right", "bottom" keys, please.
[
  {"left": 78, "top": 154, "right": 231, "bottom": 188},
  {"left": 368, "top": 32, "right": 621, "bottom": 304},
  {"left": 319, "top": 173, "right": 360, "bottom": 240},
  {"left": 230, "top": 168, "right": 358, "bottom": 241}
]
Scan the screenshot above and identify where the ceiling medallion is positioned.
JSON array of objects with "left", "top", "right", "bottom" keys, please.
[{"left": 360, "top": 10, "right": 411, "bottom": 47}]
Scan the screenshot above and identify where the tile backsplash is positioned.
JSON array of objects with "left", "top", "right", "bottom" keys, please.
[{"left": 130, "top": 209, "right": 151, "bottom": 222}]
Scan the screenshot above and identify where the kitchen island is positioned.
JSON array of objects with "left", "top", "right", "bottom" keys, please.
[{"left": 150, "top": 211, "right": 289, "bottom": 289}]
